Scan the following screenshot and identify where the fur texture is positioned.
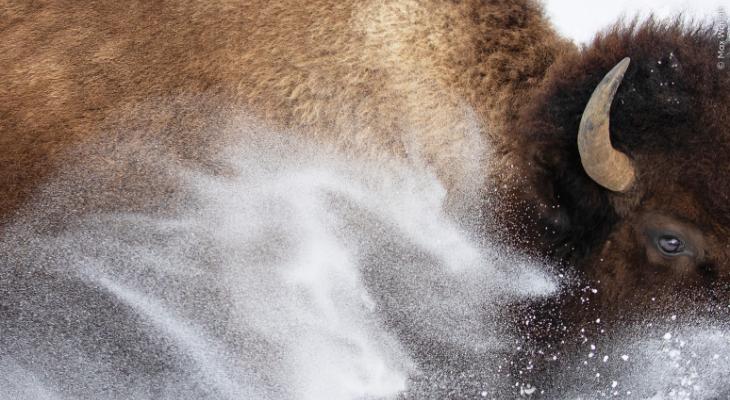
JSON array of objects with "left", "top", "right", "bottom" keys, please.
[{"left": 0, "top": 0, "right": 569, "bottom": 218}]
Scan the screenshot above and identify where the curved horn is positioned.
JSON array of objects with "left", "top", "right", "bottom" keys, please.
[{"left": 578, "top": 57, "right": 636, "bottom": 192}]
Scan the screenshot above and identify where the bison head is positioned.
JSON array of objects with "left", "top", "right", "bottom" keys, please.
[{"left": 511, "top": 19, "right": 730, "bottom": 325}]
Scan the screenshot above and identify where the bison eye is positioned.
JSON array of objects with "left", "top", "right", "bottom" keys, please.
[{"left": 657, "top": 235, "right": 685, "bottom": 255}]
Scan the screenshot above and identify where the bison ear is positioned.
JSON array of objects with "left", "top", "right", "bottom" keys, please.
[{"left": 577, "top": 57, "right": 636, "bottom": 192}]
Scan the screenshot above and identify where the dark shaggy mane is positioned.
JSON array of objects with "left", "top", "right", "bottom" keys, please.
[{"left": 510, "top": 14, "right": 730, "bottom": 266}]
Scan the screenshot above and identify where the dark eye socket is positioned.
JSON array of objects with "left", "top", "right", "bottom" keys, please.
[{"left": 657, "top": 235, "right": 685, "bottom": 255}]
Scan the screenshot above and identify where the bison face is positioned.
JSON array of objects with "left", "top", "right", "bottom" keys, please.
[
  {"left": 514, "top": 22, "right": 730, "bottom": 328},
  {"left": 568, "top": 54, "right": 730, "bottom": 322}
]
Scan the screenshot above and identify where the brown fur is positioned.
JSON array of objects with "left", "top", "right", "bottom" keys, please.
[{"left": 0, "top": 0, "right": 570, "bottom": 221}]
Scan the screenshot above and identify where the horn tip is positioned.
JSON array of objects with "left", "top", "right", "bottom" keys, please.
[{"left": 615, "top": 57, "right": 631, "bottom": 74}]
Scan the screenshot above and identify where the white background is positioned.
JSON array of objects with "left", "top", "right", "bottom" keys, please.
[{"left": 543, "top": 0, "right": 726, "bottom": 43}]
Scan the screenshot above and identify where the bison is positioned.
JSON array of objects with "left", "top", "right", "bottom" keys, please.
[{"left": 1, "top": 0, "right": 729, "bottom": 398}]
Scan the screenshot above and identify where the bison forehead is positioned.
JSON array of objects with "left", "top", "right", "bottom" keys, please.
[
  {"left": 636, "top": 182, "right": 722, "bottom": 229},
  {"left": 641, "top": 140, "right": 730, "bottom": 221}
]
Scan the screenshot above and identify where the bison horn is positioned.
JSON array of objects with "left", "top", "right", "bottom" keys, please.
[{"left": 577, "top": 57, "right": 636, "bottom": 192}]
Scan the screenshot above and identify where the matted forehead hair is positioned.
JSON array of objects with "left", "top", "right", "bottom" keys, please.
[{"left": 577, "top": 17, "right": 728, "bottom": 151}]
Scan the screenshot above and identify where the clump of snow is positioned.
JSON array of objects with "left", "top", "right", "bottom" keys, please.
[
  {"left": 1, "top": 112, "right": 727, "bottom": 399},
  {"left": 0, "top": 116, "right": 557, "bottom": 399}
]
